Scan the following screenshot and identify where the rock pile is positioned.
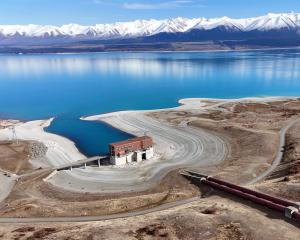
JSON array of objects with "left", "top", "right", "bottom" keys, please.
[{"left": 29, "top": 141, "right": 48, "bottom": 159}]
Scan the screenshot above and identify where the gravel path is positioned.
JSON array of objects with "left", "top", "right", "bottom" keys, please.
[{"left": 246, "top": 117, "right": 300, "bottom": 185}]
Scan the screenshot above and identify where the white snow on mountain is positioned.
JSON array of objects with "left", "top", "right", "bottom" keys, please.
[{"left": 0, "top": 13, "right": 299, "bottom": 40}]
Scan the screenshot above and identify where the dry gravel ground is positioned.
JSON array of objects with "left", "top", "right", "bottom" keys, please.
[
  {"left": 0, "top": 196, "right": 299, "bottom": 239},
  {"left": 1, "top": 99, "right": 300, "bottom": 239},
  {"left": 0, "top": 141, "right": 33, "bottom": 174},
  {"left": 149, "top": 99, "right": 300, "bottom": 184},
  {"left": 0, "top": 140, "right": 42, "bottom": 203},
  {"left": 0, "top": 169, "right": 199, "bottom": 217},
  {"left": 0, "top": 139, "right": 48, "bottom": 175}
]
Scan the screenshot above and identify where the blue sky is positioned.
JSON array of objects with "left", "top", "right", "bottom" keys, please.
[{"left": 0, "top": 0, "right": 299, "bottom": 25}]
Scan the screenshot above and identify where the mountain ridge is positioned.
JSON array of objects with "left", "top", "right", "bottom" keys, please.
[{"left": 1, "top": 12, "right": 300, "bottom": 44}]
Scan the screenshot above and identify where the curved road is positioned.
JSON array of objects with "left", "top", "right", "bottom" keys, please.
[
  {"left": 247, "top": 117, "right": 300, "bottom": 185},
  {"left": 48, "top": 112, "right": 227, "bottom": 193}
]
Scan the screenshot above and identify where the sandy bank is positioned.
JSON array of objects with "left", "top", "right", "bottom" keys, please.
[
  {"left": 0, "top": 118, "right": 85, "bottom": 167},
  {"left": 0, "top": 118, "right": 86, "bottom": 203},
  {"left": 84, "top": 96, "right": 298, "bottom": 121}
]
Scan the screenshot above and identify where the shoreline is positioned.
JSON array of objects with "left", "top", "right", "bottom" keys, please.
[
  {"left": 1, "top": 46, "right": 300, "bottom": 55},
  {"left": 83, "top": 96, "right": 299, "bottom": 122},
  {"left": 0, "top": 96, "right": 297, "bottom": 168},
  {"left": 0, "top": 118, "right": 85, "bottom": 168}
]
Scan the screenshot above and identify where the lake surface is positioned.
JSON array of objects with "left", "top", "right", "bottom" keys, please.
[{"left": 1, "top": 49, "right": 300, "bottom": 156}]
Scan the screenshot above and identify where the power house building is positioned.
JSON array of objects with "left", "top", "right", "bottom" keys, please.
[{"left": 109, "top": 136, "right": 154, "bottom": 165}]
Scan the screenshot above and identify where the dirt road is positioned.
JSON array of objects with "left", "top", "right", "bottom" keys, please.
[{"left": 247, "top": 117, "right": 300, "bottom": 184}]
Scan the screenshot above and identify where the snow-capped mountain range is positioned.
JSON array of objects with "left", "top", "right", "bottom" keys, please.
[{"left": 1, "top": 13, "right": 300, "bottom": 42}]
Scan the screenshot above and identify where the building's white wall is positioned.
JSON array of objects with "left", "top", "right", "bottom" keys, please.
[
  {"left": 135, "top": 151, "right": 143, "bottom": 162},
  {"left": 126, "top": 152, "right": 134, "bottom": 163},
  {"left": 110, "top": 147, "right": 154, "bottom": 165},
  {"left": 110, "top": 155, "right": 127, "bottom": 165},
  {"left": 111, "top": 155, "right": 122, "bottom": 166},
  {"left": 111, "top": 152, "right": 135, "bottom": 165},
  {"left": 146, "top": 147, "right": 154, "bottom": 159}
]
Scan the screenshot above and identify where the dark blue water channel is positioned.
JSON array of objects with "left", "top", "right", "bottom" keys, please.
[{"left": 1, "top": 49, "right": 300, "bottom": 156}]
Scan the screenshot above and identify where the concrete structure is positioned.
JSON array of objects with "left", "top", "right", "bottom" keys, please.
[
  {"left": 109, "top": 136, "right": 154, "bottom": 165},
  {"left": 56, "top": 156, "right": 108, "bottom": 171}
]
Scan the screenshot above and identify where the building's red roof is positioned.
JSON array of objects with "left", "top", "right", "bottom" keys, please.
[{"left": 109, "top": 136, "right": 152, "bottom": 148}]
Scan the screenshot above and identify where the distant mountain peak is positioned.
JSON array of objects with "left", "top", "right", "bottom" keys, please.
[{"left": 1, "top": 12, "right": 300, "bottom": 45}]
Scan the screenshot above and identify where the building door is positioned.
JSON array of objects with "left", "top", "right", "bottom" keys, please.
[
  {"left": 133, "top": 152, "right": 137, "bottom": 162},
  {"left": 142, "top": 152, "right": 146, "bottom": 160}
]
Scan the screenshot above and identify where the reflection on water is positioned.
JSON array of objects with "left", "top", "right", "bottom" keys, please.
[
  {"left": 1, "top": 50, "right": 300, "bottom": 82},
  {"left": 0, "top": 49, "right": 300, "bottom": 155}
]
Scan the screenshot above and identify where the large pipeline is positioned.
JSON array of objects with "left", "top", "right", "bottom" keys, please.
[
  {"left": 187, "top": 170, "right": 298, "bottom": 208},
  {"left": 200, "top": 178, "right": 286, "bottom": 212},
  {"left": 293, "top": 211, "right": 300, "bottom": 220},
  {"left": 206, "top": 176, "right": 297, "bottom": 208},
  {"left": 182, "top": 171, "right": 300, "bottom": 221}
]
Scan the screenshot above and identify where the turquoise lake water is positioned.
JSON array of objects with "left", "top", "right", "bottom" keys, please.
[{"left": 1, "top": 49, "right": 300, "bottom": 156}]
